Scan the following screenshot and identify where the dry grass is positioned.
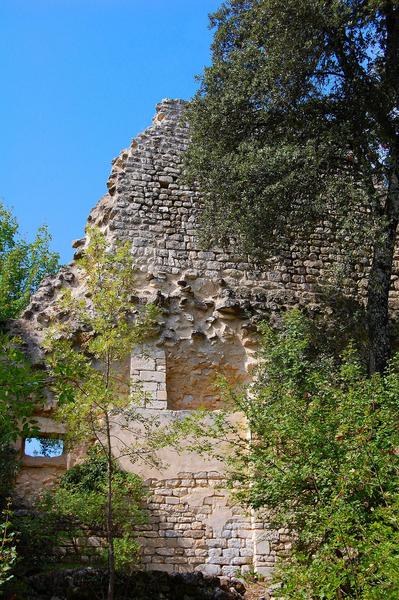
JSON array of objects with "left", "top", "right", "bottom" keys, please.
[{"left": 243, "top": 579, "right": 272, "bottom": 600}]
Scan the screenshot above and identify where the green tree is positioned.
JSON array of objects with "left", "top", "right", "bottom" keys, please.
[
  {"left": 195, "top": 311, "right": 399, "bottom": 598},
  {"left": 0, "top": 201, "right": 58, "bottom": 498},
  {"left": 186, "top": 0, "right": 399, "bottom": 374},
  {"left": 45, "top": 228, "right": 161, "bottom": 600},
  {"left": 0, "top": 202, "right": 59, "bottom": 323},
  {"left": 0, "top": 334, "right": 45, "bottom": 504},
  {"left": 0, "top": 502, "right": 17, "bottom": 588},
  {"left": 0, "top": 202, "right": 59, "bottom": 588}
]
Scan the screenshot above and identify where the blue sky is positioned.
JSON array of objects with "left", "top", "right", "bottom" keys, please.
[{"left": 1, "top": 0, "right": 220, "bottom": 263}]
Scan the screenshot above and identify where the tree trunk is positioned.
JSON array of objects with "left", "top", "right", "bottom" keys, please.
[
  {"left": 367, "top": 165, "right": 399, "bottom": 374},
  {"left": 105, "top": 414, "right": 115, "bottom": 600}
]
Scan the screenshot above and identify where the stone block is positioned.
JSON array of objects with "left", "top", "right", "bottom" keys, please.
[
  {"left": 196, "top": 564, "right": 221, "bottom": 576},
  {"left": 232, "top": 556, "right": 252, "bottom": 565},
  {"left": 139, "top": 370, "right": 165, "bottom": 383},
  {"left": 207, "top": 556, "right": 225, "bottom": 565},
  {"left": 256, "top": 566, "right": 274, "bottom": 577},
  {"left": 183, "top": 530, "right": 204, "bottom": 539},
  {"left": 207, "top": 471, "right": 224, "bottom": 480},
  {"left": 221, "top": 530, "right": 232, "bottom": 539},
  {"left": 236, "top": 529, "right": 252, "bottom": 538},
  {"left": 228, "top": 539, "right": 243, "bottom": 549},
  {"left": 208, "top": 548, "right": 222, "bottom": 557},
  {"left": 175, "top": 523, "right": 191, "bottom": 530},
  {"left": 165, "top": 556, "right": 188, "bottom": 564},
  {"left": 145, "top": 401, "right": 167, "bottom": 410},
  {"left": 165, "top": 530, "right": 178, "bottom": 538},
  {"left": 131, "top": 357, "right": 156, "bottom": 370},
  {"left": 156, "top": 488, "right": 173, "bottom": 495},
  {"left": 181, "top": 479, "right": 194, "bottom": 486},
  {"left": 172, "top": 488, "right": 188, "bottom": 497},
  {"left": 175, "top": 539, "right": 193, "bottom": 549},
  {"left": 222, "top": 548, "right": 238, "bottom": 559},
  {"left": 155, "top": 548, "right": 175, "bottom": 556},
  {"left": 221, "top": 566, "right": 238, "bottom": 577},
  {"left": 256, "top": 540, "right": 271, "bottom": 555},
  {"left": 165, "top": 496, "right": 180, "bottom": 505},
  {"left": 142, "top": 381, "right": 158, "bottom": 392}
]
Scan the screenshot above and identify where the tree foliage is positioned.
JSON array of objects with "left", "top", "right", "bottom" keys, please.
[
  {"left": 0, "top": 502, "right": 17, "bottom": 588},
  {"left": 0, "top": 201, "right": 59, "bottom": 323},
  {"left": 0, "top": 202, "right": 59, "bottom": 501},
  {"left": 0, "top": 203, "right": 59, "bottom": 588},
  {"left": 0, "top": 201, "right": 57, "bottom": 503},
  {"left": 0, "top": 334, "right": 45, "bottom": 516},
  {"left": 217, "top": 311, "right": 399, "bottom": 598},
  {"left": 0, "top": 335, "right": 44, "bottom": 452},
  {"left": 0, "top": 200, "right": 59, "bottom": 451},
  {"left": 47, "top": 450, "right": 146, "bottom": 572},
  {"left": 186, "top": 0, "right": 399, "bottom": 373},
  {"left": 44, "top": 228, "right": 162, "bottom": 600},
  {"left": 10, "top": 448, "right": 147, "bottom": 581}
]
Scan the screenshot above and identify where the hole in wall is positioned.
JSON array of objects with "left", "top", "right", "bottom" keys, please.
[{"left": 24, "top": 437, "right": 64, "bottom": 458}]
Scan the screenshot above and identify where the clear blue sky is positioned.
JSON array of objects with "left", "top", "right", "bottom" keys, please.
[{"left": 1, "top": 0, "right": 220, "bottom": 264}]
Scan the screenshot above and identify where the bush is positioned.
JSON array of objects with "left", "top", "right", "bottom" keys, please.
[
  {"left": 0, "top": 446, "right": 18, "bottom": 508},
  {"left": 227, "top": 310, "right": 399, "bottom": 599},
  {"left": 0, "top": 501, "right": 17, "bottom": 587},
  {"left": 38, "top": 448, "right": 147, "bottom": 572},
  {"left": 10, "top": 449, "right": 147, "bottom": 589}
]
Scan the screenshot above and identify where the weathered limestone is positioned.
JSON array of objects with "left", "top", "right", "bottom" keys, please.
[
  {"left": 13, "top": 98, "right": 399, "bottom": 577},
  {"left": 137, "top": 472, "right": 256, "bottom": 576}
]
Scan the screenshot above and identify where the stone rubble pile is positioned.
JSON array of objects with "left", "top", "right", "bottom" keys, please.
[{"left": 22, "top": 568, "right": 246, "bottom": 600}]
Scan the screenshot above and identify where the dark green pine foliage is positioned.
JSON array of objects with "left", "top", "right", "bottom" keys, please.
[{"left": 186, "top": 0, "right": 399, "bottom": 373}]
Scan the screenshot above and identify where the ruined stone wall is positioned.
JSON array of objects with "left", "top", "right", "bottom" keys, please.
[
  {"left": 138, "top": 473, "right": 275, "bottom": 577},
  {"left": 12, "top": 98, "right": 399, "bottom": 577}
]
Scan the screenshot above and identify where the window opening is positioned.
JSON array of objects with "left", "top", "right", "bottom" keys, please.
[{"left": 24, "top": 437, "right": 64, "bottom": 458}]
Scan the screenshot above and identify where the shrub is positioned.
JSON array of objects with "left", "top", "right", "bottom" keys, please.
[
  {"left": 225, "top": 310, "right": 399, "bottom": 599},
  {"left": 36, "top": 448, "right": 147, "bottom": 572},
  {"left": 0, "top": 501, "right": 17, "bottom": 587}
]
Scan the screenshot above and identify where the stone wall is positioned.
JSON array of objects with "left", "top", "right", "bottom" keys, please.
[
  {"left": 14, "top": 417, "right": 67, "bottom": 502},
  {"left": 21, "top": 569, "right": 247, "bottom": 600},
  {"left": 131, "top": 346, "right": 168, "bottom": 410},
  {"left": 138, "top": 473, "right": 277, "bottom": 577},
  {"left": 13, "top": 97, "right": 399, "bottom": 577}
]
